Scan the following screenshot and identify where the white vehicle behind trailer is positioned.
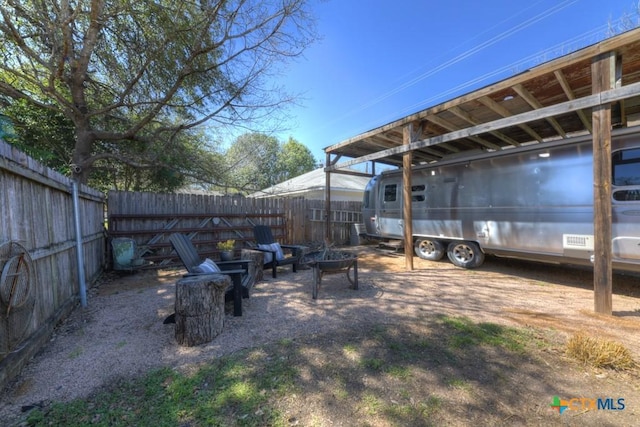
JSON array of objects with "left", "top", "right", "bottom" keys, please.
[{"left": 362, "top": 129, "right": 640, "bottom": 272}]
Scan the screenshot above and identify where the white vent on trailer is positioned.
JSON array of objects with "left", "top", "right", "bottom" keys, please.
[{"left": 563, "top": 234, "right": 594, "bottom": 250}]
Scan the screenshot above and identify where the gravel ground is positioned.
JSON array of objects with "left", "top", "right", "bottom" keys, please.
[{"left": 1, "top": 245, "right": 640, "bottom": 423}]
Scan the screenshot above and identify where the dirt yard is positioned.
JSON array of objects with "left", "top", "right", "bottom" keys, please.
[
  {"left": 1, "top": 244, "right": 639, "bottom": 425},
  {"left": 356, "top": 247, "right": 640, "bottom": 347}
]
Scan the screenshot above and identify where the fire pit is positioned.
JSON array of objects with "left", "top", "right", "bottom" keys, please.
[{"left": 302, "top": 250, "right": 358, "bottom": 299}]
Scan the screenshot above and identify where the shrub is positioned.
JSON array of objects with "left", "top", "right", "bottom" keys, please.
[{"left": 566, "top": 332, "right": 636, "bottom": 370}]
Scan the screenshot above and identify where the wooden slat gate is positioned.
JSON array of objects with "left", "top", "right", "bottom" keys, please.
[
  {"left": 108, "top": 212, "right": 288, "bottom": 267},
  {"left": 107, "top": 191, "right": 364, "bottom": 268}
]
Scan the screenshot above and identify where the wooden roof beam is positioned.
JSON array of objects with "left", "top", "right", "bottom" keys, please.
[
  {"left": 327, "top": 154, "right": 342, "bottom": 166},
  {"left": 417, "top": 115, "right": 461, "bottom": 152},
  {"left": 412, "top": 152, "right": 441, "bottom": 163},
  {"left": 365, "top": 134, "right": 401, "bottom": 151},
  {"left": 553, "top": 70, "right": 593, "bottom": 133},
  {"left": 373, "top": 133, "right": 442, "bottom": 161},
  {"left": 382, "top": 132, "right": 445, "bottom": 160},
  {"left": 427, "top": 114, "right": 498, "bottom": 150},
  {"left": 513, "top": 83, "right": 567, "bottom": 138},
  {"left": 325, "top": 80, "right": 640, "bottom": 171},
  {"left": 325, "top": 28, "right": 640, "bottom": 153},
  {"left": 329, "top": 168, "right": 374, "bottom": 178},
  {"left": 478, "top": 96, "right": 543, "bottom": 143},
  {"left": 449, "top": 105, "right": 519, "bottom": 148}
]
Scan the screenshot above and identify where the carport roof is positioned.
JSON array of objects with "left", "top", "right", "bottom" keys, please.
[{"left": 324, "top": 28, "right": 640, "bottom": 171}]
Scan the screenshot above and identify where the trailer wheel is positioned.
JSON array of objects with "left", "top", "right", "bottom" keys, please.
[
  {"left": 414, "top": 239, "right": 445, "bottom": 261},
  {"left": 446, "top": 241, "right": 485, "bottom": 268}
]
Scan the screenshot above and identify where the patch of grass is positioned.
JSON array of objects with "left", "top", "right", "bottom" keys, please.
[
  {"left": 566, "top": 332, "right": 637, "bottom": 370},
  {"left": 342, "top": 343, "right": 358, "bottom": 357},
  {"left": 423, "top": 395, "right": 443, "bottom": 414},
  {"left": 361, "top": 357, "right": 385, "bottom": 371},
  {"left": 27, "top": 346, "right": 298, "bottom": 427},
  {"left": 439, "top": 315, "right": 529, "bottom": 352},
  {"left": 361, "top": 392, "right": 382, "bottom": 416},
  {"left": 320, "top": 360, "right": 342, "bottom": 376},
  {"left": 387, "top": 365, "right": 411, "bottom": 379},
  {"left": 446, "top": 377, "right": 471, "bottom": 390},
  {"left": 278, "top": 337, "right": 293, "bottom": 346},
  {"left": 21, "top": 320, "right": 564, "bottom": 427},
  {"left": 383, "top": 403, "right": 425, "bottom": 426},
  {"left": 370, "top": 324, "right": 388, "bottom": 340},
  {"left": 332, "top": 376, "right": 350, "bottom": 400},
  {"left": 382, "top": 395, "right": 443, "bottom": 426},
  {"left": 399, "top": 388, "right": 411, "bottom": 400},
  {"left": 388, "top": 340, "right": 406, "bottom": 352},
  {"left": 68, "top": 347, "right": 83, "bottom": 359},
  {"left": 416, "top": 338, "right": 431, "bottom": 349}
]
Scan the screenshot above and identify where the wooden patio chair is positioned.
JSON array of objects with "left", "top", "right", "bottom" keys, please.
[
  {"left": 252, "top": 225, "right": 303, "bottom": 278},
  {"left": 169, "top": 233, "right": 254, "bottom": 316}
]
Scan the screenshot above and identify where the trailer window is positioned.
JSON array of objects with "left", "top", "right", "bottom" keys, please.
[
  {"left": 613, "top": 190, "right": 640, "bottom": 201},
  {"left": 411, "top": 184, "right": 425, "bottom": 202},
  {"left": 383, "top": 184, "right": 397, "bottom": 202},
  {"left": 363, "top": 190, "right": 371, "bottom": 208},
  {"left": 613, "top": 148, "right": 640, "bottom": 186}
]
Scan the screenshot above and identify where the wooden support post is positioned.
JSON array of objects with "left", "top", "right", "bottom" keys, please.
[
  {"left": 174, "top": 274, "right": 229, "bottom": 346},
  {"left": 591, "top": 52, "right": 615, "bottom": 315},
  {"left": 325, "top": 152, "right": 332, "bottom": 243},
  {"left": 403, "top": 124, "right": 414, "bottom": 271}
]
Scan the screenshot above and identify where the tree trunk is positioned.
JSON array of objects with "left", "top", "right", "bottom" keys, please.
[
  {"left": 241, "top": 249, "right": 264, "bottom": 283},
  {"left": 72, "top": 127, "right": 96, "bottom": 184},
  {"left": 174, "top": 274, "right": 229, "bottom": 346}
]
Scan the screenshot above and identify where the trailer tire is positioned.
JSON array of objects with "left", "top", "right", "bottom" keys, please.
[
  {"left": 446, "top": 241, "right": 485, "bottom": 268},
  {"left": 414, "top": 238, "right": 445, "bottom": 261}
]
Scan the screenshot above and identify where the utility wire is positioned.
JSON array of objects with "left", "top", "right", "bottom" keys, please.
[
  {"left": 374, "top": 18, "right": 624, "bottom": 127},
  {"left": 322, "top": 0, "right": 580, "bottom": 129},
  {"left": 335, "top": 13, "right": 629, "bottom": 140}
]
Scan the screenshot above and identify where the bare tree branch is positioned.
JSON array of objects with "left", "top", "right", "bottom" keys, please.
[{"left": 0, "top": 0, "right": 317, "bottom": 184}]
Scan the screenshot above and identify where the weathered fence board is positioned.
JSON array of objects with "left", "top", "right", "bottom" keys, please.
[
  {"left": 0, "top": 138, "right": 362, "bottom": 390},
  {"left": 0, "top": 139, "right": 105, "bottom": 389},
  {"left": 107, "top": 191, "right": 363, "bottom": 267}
]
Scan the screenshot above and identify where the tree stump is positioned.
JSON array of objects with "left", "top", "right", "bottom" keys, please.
[
  {"left": 241, "top": 249, "right": 264, "bottom": 283},
  {"left": 295, "top": 245, "right": 310, "bottom": 270},
  {"left": 174, "top": 274, "right": 230, "bottom": 346}
]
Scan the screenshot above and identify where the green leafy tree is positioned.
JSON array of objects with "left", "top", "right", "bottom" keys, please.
[
  {"left": 0, "top": 0, "right": 316, "bottom": 184},
  {"left": 275, "top": 136, "right": 317, "bottom": 182},
  {"left": 1, "top": 98, "right": 219, "bottom": 192},
  {"left": 222, "top": 132, "right": 316, "bottom": 194},
  {"left": 1, "top": 98, "right": 75, "bottom": 173},
  {"left": 224, "top": 132, "right": 281, "bottom": 192},
  {"left": 0, "top": 113, "right": 11, "bottom": 140}
]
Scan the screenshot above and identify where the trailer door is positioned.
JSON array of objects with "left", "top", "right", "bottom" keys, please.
[{"left": 378, "top": 177, "right": 403, "bottom": 238}]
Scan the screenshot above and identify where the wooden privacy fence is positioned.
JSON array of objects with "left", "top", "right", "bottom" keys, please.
[
  {"left": 107, "top": 191, "right": 364, "bottom": 267},
  {"left": 0, "top": 139, "right": 105, "bottom": 389},
  {"left": 0, "top": 155, "right": 362, "bottom": 390}
]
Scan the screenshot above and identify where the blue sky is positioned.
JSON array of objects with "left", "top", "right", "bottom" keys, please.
[{"left": 273, "top": 0, "right": 638, "bottom": 164}]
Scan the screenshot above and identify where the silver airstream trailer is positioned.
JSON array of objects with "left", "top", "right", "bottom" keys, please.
[{"left": 362, "top": 129, "right": 640, "bottom": 271}]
